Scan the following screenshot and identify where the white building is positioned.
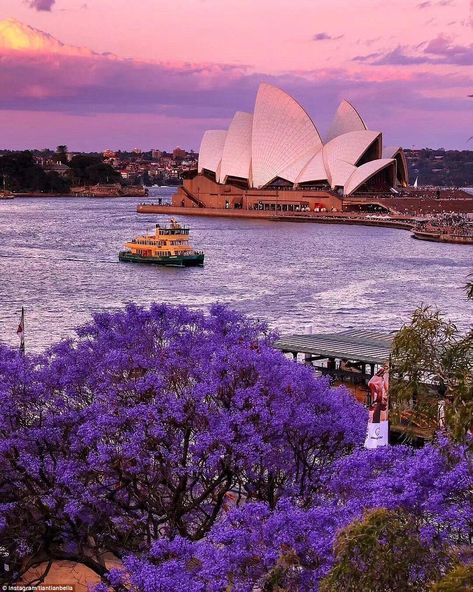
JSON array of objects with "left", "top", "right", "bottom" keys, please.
[{"left": 197, "top": 83, "right": 408, "bottom": 196}]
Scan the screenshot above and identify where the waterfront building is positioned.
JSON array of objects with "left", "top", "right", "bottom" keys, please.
[
  {"left": 43, "top": 161, "right": 71, "bottom": 176},
  {"left": 173, "top": 83, "right": 410, "bottom": 212},
  {"left": 173, "top": 147, "right": 187, "bottom": 160}
]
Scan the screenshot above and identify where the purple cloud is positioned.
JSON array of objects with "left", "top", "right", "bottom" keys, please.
[
  {"left": 370, "top": 45, "right": 435, "bottom": 65},
  {"left": 417, "top": 0, "right": 452, "bottom": 7},
  {"left": 313, "top": 32, "right": 343, "bottom": 41},
  {"left": 0, "top": 48, "right": 470, "bottom": 123},
  {"left": 0, "top": 22, "right": 471, "bottom": 150},
  {"left": 353, "top": 51, "right": 384, "bottom": 62},
  {"left": 27, "top": 0, "right": 55, "bottom": 11},
  {"left": 354, "top": 37, "right": 473, "bottom": 66},
  {"left": 423, "top": 35, "right": 473, "bottom": 64}
]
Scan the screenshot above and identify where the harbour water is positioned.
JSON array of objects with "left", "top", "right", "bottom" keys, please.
[{"left": 0, "top": 187, "right": 471, "bottom": 352}]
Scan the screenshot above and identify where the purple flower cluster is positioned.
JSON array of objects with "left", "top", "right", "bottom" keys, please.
[
  {"left": 1, "top": 304, "right": 471, "bottom": 590},
  {"left": 0, "top": 304, "right": 366, "bottom": 584}
]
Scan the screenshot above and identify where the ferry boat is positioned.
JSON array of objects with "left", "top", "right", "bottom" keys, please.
[{"left": 119, "top": 219, "right": 204, "bottom": 267}]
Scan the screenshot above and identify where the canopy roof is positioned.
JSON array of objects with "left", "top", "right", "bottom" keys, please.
[{"left": 275, "top": 329, "right": 394, "bottom": 365}]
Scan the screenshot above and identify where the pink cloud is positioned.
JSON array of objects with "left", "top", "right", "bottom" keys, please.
[
  {"left": 0, "top": 19, "right": 471, "bottom": 150},
  {"left": 0, "top": 18, "right": 93, "bottom": 55}
]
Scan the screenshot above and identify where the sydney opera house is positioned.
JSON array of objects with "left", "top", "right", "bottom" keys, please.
[{"left": 174, "top": 83, "right": 409, "bottom": 212}]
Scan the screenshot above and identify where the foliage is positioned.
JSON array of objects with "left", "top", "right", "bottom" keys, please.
[
  {"left": 390, "top": 305, "right": 473, "bottom": 441},
  {"left": 320, "top": 508, "right": 444, "bottom": 592},
  {"left": 0, "top": 151, "right": 69, "bottom": 193},
  {"left": 69, "top": 154, "right": 121, "bottom": 185},
  {"left": 0, "top": 304, "right": 365, "bottom": 585},
  {"left": 113, "top": 435, "right": 473, "bottom": 592},
  {"left": 405, "top": 148, "right": 473, "bottom": 187},
  {"left": 325, "top": 436, "right": 473, "bottom": 543},
  {"left": 117, "top": 500, "right": 344, "bottom": 592},
  {"left": 55, "top": 145, "right": 68, "bottom": 165},
  {"left": 1, "top": 303, "right": 472, "bottom": 590},
  {"left": 431, "top": 562, "right": 473, "bottom": 592}
]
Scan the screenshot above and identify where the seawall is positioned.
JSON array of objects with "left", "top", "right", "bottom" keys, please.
[{"left": 136, "top": 204, "right": 416, "bottom": 230}]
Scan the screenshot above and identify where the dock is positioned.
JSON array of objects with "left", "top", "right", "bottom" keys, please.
[
  {"left": 275, "top": 329, "right": 433, "bottom": 443},
  {"left": 275, "top": 329, "right": 394, "bottom": 386},
  {"left": 137, "top": 204, "right": 416, "bottom": 230}
]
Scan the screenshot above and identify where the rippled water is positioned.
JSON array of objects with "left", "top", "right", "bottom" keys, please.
[{"left": 0, "top": 188, "right": 471, "bottom": 352}]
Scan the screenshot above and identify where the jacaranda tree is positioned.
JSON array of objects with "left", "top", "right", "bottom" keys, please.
[
  {"left": 2, "top": 303, "right": 472, "bottom": 591},
  {"left": 0, "top": 303, "right": 366, "bottom": 585},
  {"left": 109, "top": 437, "right": 473, "bottom": 592}
]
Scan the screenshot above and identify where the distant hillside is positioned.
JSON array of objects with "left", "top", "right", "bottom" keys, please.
[{"left": 404, "top": 148, "right": 473, "bottom": 188}]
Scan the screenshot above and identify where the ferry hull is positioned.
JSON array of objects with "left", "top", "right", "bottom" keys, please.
[{"left": 119, "top": 251, "right": 204, "bottom": 267}]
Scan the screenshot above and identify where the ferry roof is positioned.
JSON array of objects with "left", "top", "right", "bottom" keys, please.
[{"left": 275, "top": 329, "right": 394, "bottom": 365}]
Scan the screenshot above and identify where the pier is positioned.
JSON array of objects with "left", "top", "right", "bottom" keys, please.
[
  {"left": 275, "top": 329, "right": 394, "bottom": 403},
  {"left": 137, "top": 204, "right": 417, "bottom": 230},
  {"left": 275, "top": 329, "right": 433, "bottom": 442}
]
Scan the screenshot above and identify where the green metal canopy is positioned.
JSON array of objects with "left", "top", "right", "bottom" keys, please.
[{"left": 275, "top": 329, "right": 394, "bottom": 365}]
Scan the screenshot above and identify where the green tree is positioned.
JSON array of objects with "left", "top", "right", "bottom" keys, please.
[
  {"left": 142, "top": 170, "right": 152, "bottom": 186},
  {"left": 431, "top": 563, "right": 473, "bottom": 592},
  {"left": 0, "top": 152, "right": 54, "bottom": 193},
  {"left": 320, "top": 508, "right": 445, "bottom": 592},
  {"left": 390, "top": 290, "right": 473, "bottom": 441},
  {"left": 69, "top": 155, "right": 120, "bottom": 186},
  {"left": 55, "top": 145, "right": 68, "bottom": 164},
  {"left": 45, "top": 171, "right": 70, "bottom": 194}
]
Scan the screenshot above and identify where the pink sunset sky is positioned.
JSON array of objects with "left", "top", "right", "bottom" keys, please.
[{"left": 0, "top": 0, "right": 472, "bottom": 151}]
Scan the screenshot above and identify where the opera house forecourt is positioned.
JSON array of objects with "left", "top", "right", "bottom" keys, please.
[{"left": 172, "top": 83, "right": 411, "bottom": 213}]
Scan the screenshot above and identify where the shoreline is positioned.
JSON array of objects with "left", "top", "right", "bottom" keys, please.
[
  {"left": 10, "top": 192, "right": 147, "bottom": 198},
  {"left": 136, "top": 204, "right": 417, "bottom": 231}
]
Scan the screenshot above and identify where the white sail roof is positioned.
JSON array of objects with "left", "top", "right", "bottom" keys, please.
[
  {"left": 326, "top": 99, "right": 367, "bottom": 143},
  {"left": 344, "top": 158, "right": 396, "bottom": 195},
  {"left": 218, "top": 112, "right": 253, "bottom": 183},
  {"left": 251, "top": 83, "right": 322, "bottom": 188},
  {"left": 296, "top": 149, "right": 327, "bottom": 184},
  {"left": 323, "top": 130, "right": 381, "bottom": 167},
  {"left": 198, "top": 130, "right": 227, "bottom": 174},
  {"left": 196, "top": 83, "right": 408, "bottom": 194},
  {"left": 383, "top": 146, "right": 409, "bottom": 186},
  {"left": 382, "top": 146, "right": 399, "bottom": 158},
  {"left": 328, "top": 160, "right": 357, "bottom": 189},
  {"left": 276, "top": 150, "right": 317, "bottom": 183}
]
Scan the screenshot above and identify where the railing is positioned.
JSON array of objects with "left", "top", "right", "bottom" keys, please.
[{"left": 181, "top": 185, "right": 206, "bottom": 208}]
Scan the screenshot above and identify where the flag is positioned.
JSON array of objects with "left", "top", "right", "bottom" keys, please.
[{"left": 17, "top": 307, "right": 25, "bottom": 353}]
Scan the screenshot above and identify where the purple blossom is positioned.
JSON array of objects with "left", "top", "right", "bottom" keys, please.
[
  {"left": 0, "top": 303, "right": 365, "bottom": 584},
  {"left": 1, "top": 303, "right": 471, "bottom": 590}
]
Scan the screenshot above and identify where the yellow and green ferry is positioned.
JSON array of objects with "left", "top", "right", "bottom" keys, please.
[{"left": 119, "top": 219, "right": 204, "bottom": 267}]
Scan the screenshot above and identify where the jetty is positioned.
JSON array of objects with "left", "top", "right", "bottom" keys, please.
[
  {"left": 137, "top": 203, "right": 417, "bottom": 230},
  {"left": 275, "top": 329, "right": 433, "bottom": 443}
]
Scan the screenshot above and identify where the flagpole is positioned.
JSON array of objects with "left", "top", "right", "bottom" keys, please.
[
  {"left": 17, "top": 307, "right": 25, "bottom": 355},
  {"left": 21, "top": 306, "right": 25, "bottom": 354}
]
